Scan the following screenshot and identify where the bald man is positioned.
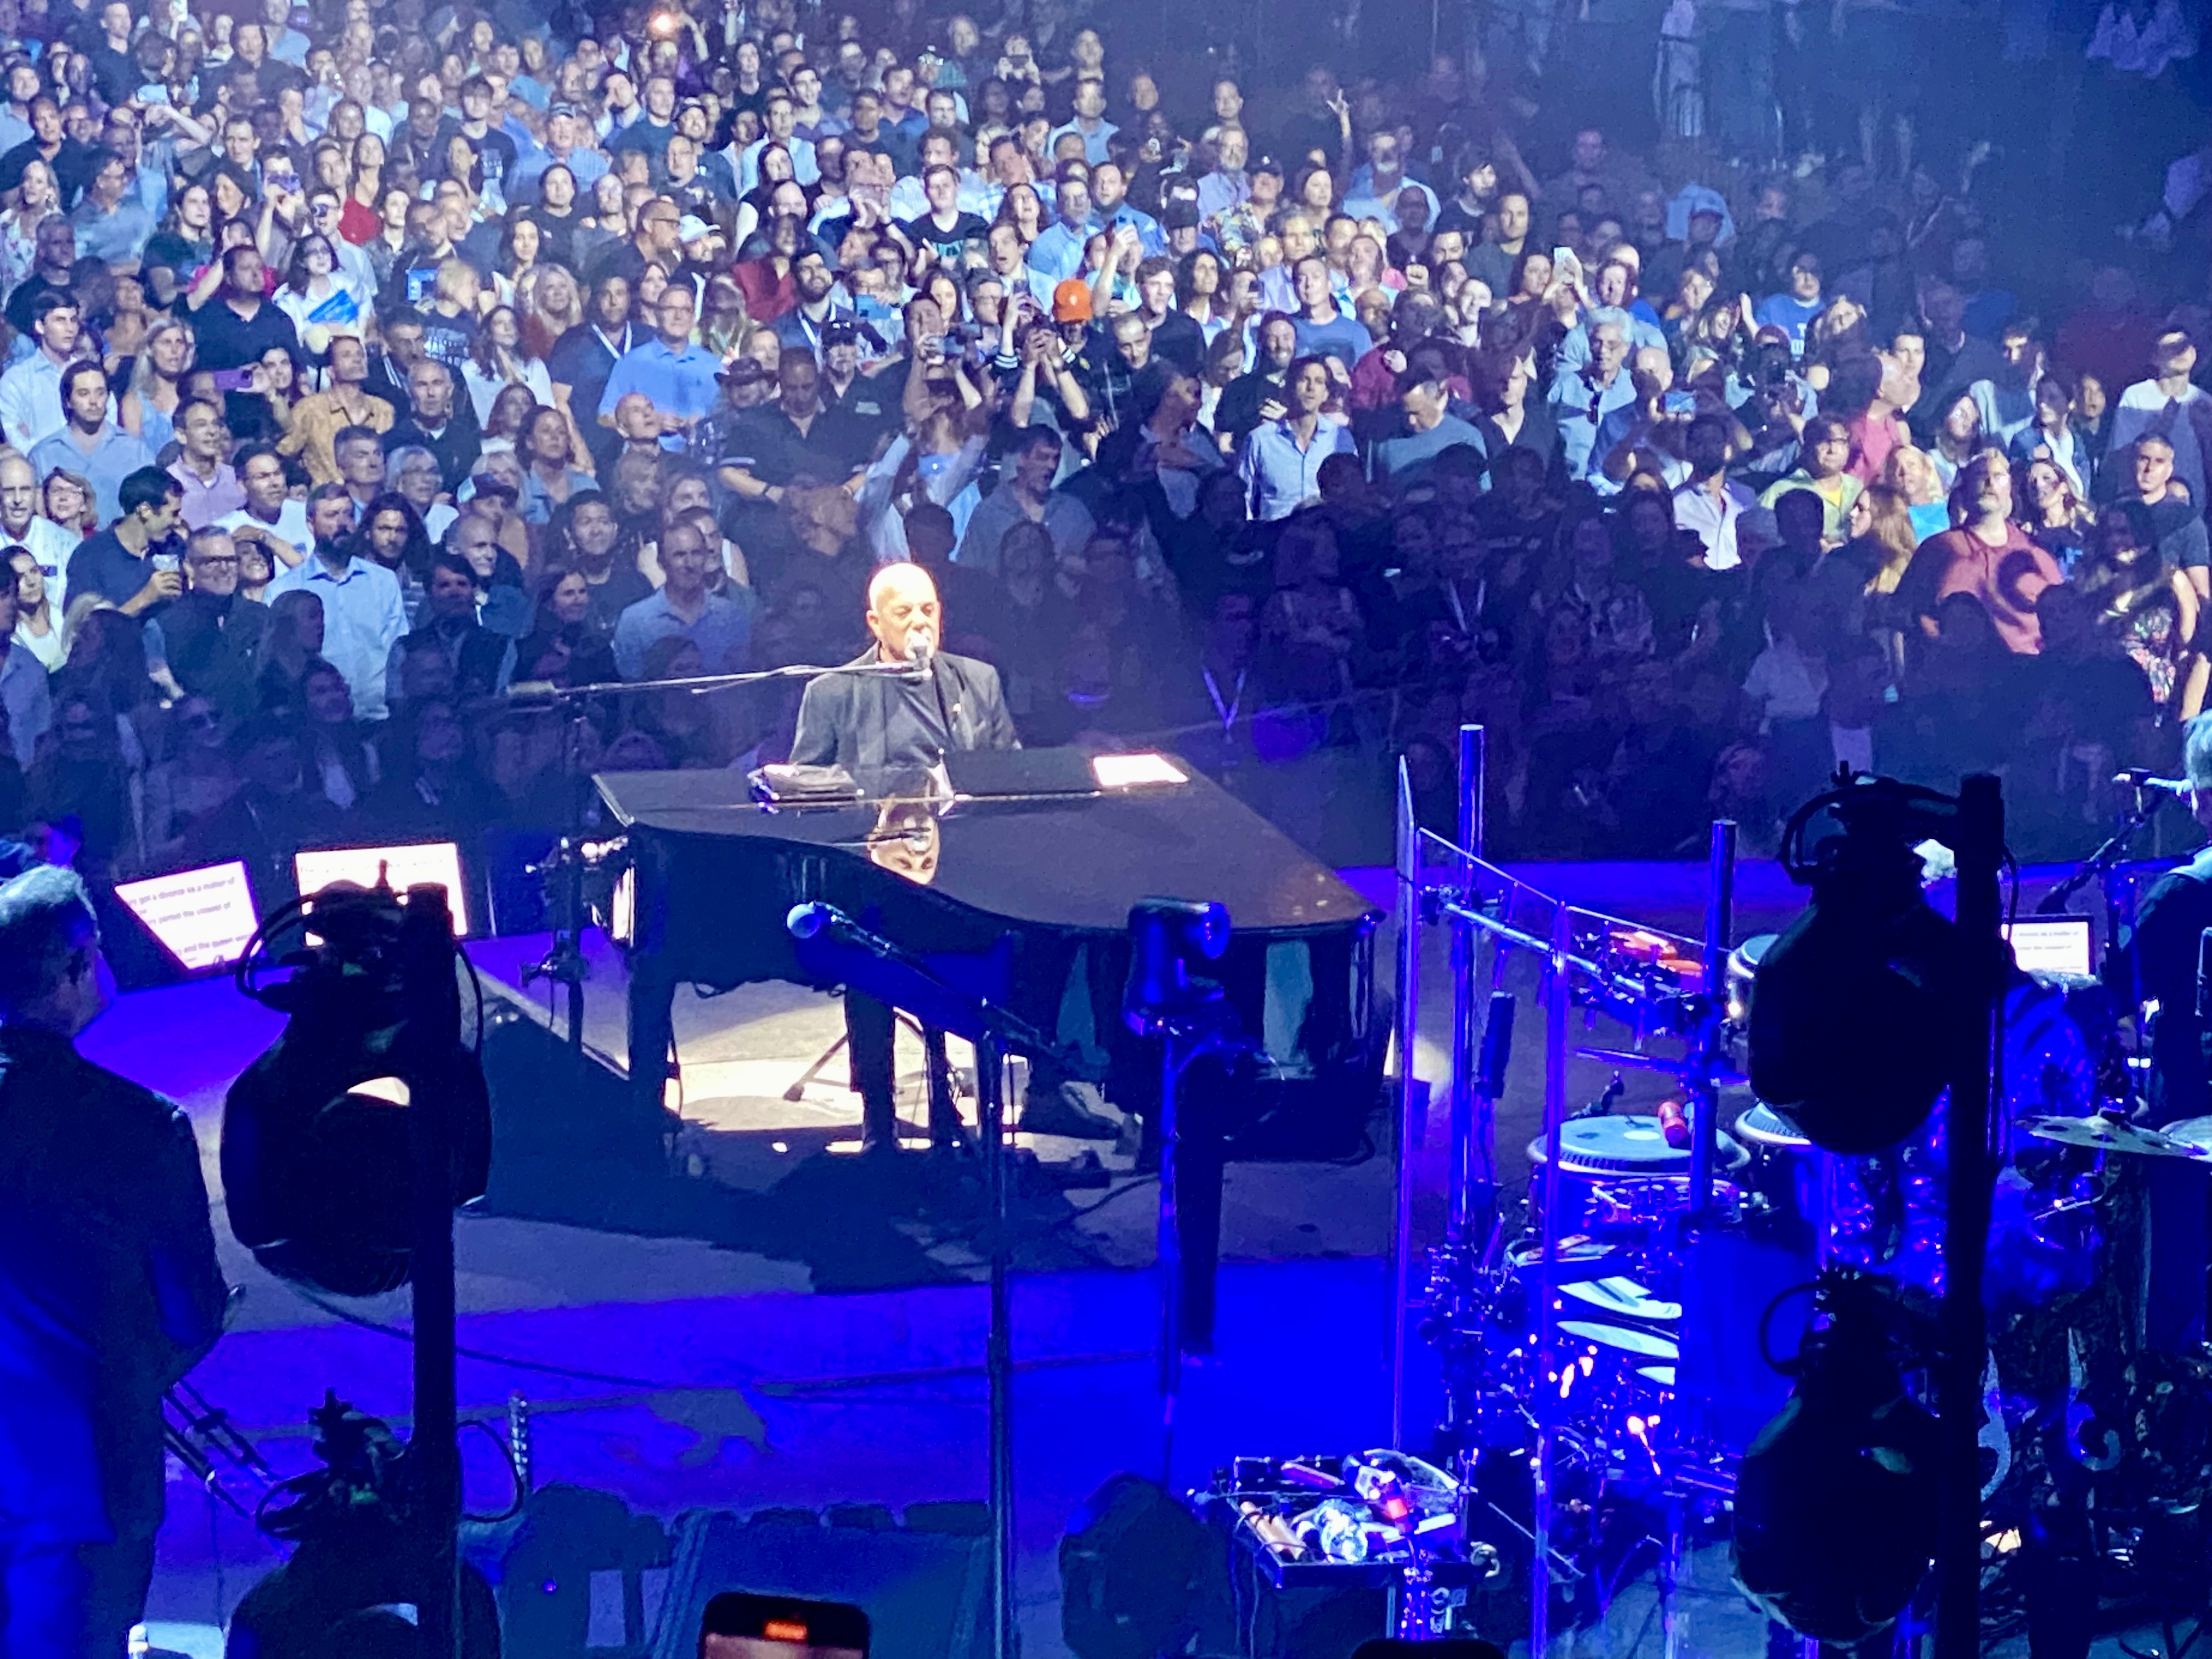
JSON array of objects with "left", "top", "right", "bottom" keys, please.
[
  {"left": 790, "top": 563, "right": 1018, "bottom": 1152},
  {"left": 790, "top": 563, "right": 1018, "bottom": 772}
]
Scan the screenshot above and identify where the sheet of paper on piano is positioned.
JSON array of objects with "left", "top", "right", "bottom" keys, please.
[{"left": 1091, "top": 752, "right": 1188, "bottom": 789}]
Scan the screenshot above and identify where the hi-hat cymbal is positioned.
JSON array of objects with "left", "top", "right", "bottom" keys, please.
[{"left": 2021, "top": 1114, "right": 2210, "bottom": 1159}]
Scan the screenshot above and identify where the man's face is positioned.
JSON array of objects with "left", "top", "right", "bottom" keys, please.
[
  {"left": 2137, "top": 441, "right": 2176, "bottom": 498},
  {"left": 187, "top": 534, "right": 240, "bottom": 595},
  {"left": 1497, "top": 194, "right": 1530, "bottom": 242},
  {"left": 1686, "top": 420, "right": 1728, "bottom": 473},
  {"left": 765, "top": 97, "right": 795, "bottom": 138},
  {"left": 1013, "top": 437, "right": 1059, "bottom": 493},
  {"left": 451, "top": 516, "right": 498, "bottom": 578},
  {"left": 311, "top": 493, "right": 354, "bottom": 540},
  {"left": 2157, "top": 332, "right": 2198, "bottom": 380},
  {"left": 1813, "top": 427, "right": 1852, "bottom": 473},
  {"left": 461, "top": 82, "right": 492, "bottom": 124},
  {"left": 383, "top": 320, "right": 426, "bottom": 370},
  {"left": 779, "top": 356, "right": 820, "bottom": 415},
  {"left": 1262, "top": 318, "right": 1296, "bottom": 368},
  {"left": 181, "top": 399, "right": 227, "bottom": 459},
  {"left": 230, "top": 249, "right": 265, "bottom": 294},
  {"left": 595, "top": 278, "right": 632, "bottom": 328},
  {"left": 1891, "top": 331, "right": 1926, "bottom": 379},
  {"left": 338, "top": 436, "right": 385, "bottom": 487},
  {"left": 793, "top": 255, "right": 833, "bottom": 303},
  {"left": 867, "top": 567, "right": 941, "bottom": 661},
  {"left": 1593, "top": 324, "right": 1629, "bottom": 379},
  {"left": 1074, "top": 81, "right": 1104, "bottom": 120},
  {"left": 37, "top": 303, "right": 81, "bottom": 358},
  {"left": 409, "top": 362, "right": 453, "bottom": 421},
  {"left": 1057, "top": 180, "right": 1090, "bottom": 226},
  {"left": 656, "top": 286, "right": 696, "bottom": 342},
  {"left": 1401, "top": 378, "right": 1446, "bottom": 427},
  {"left": 1279, "top": 216, "right": 1317, "bottom": 261},
  {"left": 36, "top": 218, "right": 73, "bottom": 273},
  {"left": 242, "top": 453, "right": 287, "bottom": 514},
  {"left": 1113, "top": 319, "right": 1150, "bottom": 369},
  {"left": 66, "top": 370, "right": 107, "bottom": 431},
  {"left": 428, "top": 565, "right": 476, "bottom": 616},
  {"left": 140, "top": 491, "right": 182, "bottom": 541},
  {"left": 1790, "top": 261, "right": 1821, "bottom": 302},
  {"left": 0, "top": 462, "right": 33, "bottom": 529},
  {"left": 2000, "top": 331, "right": 2038, "bottom": 375},
  {"left": 1291, "top": 360, "right": 1330, "bottom": 414},
  {"left": 660, "top": 528, "right": 715, "bottom": 595},
  {"left": 30, "top": 100, "right": 60, "bottom": 144},
  {"left": 1572, "top": 128, "right": 1604, "bottom": 170},
  {"left": 926, "top": 166, "right": 958, "bottom": 213},
  {"left": 1091, "top": 162, "right": 1126, "bottom": 211},
  {"left": 1295, "top": 258, "right": 1330, "bottom": 309},
  {"left": 1140, "top": 267, "right": 1175, "bottom": 314}
]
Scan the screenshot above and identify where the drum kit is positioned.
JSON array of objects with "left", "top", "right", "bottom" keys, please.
[{"left": 1433, "top": 915, "right": 2212, "bottom": 1640}]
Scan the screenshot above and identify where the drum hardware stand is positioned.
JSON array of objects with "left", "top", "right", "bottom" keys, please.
[
  {"left": 1122, "top": 900, "right": 1248, "bottom": 1491},
  {"left": 1393, "top": 726, "right": 1746, "bottom": 1659}
]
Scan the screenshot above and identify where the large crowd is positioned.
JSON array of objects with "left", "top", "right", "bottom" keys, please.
[{"left": 0, "top": 0, "right": 2205, "bottom": 934}]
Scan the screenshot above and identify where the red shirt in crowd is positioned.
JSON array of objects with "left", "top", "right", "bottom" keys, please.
[{"left": 1906, "top": 524, "right": 2066, "bottom": 653}]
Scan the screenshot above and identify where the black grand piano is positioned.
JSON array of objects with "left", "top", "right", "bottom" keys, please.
[{"left": 598, "top": 752, "right": 1382, "bottom": 1318}]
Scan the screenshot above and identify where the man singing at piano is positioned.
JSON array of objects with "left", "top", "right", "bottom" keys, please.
[
  {"left": 790, "top": 563, "right": 1018, "bottom": 774},
  {"left": 791, "top": 563, "right": 1018, "bottom": 1154}
]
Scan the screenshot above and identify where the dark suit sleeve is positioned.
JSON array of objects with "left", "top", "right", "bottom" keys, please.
[
  {"left": 789, "top": 674, "right": 850, "bottom": 766},
  {"left": 967, "top": 659, "right": 1019, "bottom": 751},
  {"left": 146, "top": 1098, "right": 227, "bottom": 1387}
]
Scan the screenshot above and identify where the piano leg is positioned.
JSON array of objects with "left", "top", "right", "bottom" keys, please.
[{"left": 629, "top": 953, "right": 678, "bottom": 1134}]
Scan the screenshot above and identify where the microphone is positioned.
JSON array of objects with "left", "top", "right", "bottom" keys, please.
[
  {"left": 786, "top": 901, "right": 847, "bottom": 942},
  {"left": 2114, "top": 769, "right": 2192, "bottom": 798},
  {"left": 904, "top": 628, "right": 936, "bottom": 676}
]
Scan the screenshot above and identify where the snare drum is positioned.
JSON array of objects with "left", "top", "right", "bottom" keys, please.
[{"left": 1527, "top": 1114, "right": 1749, "bottom": 1234}]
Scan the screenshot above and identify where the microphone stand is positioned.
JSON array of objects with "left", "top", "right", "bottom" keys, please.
[
  {"left": 2036, "top": 781, "right": 2165, "bottom": 919},
  {"left": 785, "top": 903, "right": 1055, "bottom": 1659},
  {"left": 2037, "top": 777, "right": 2168, "bottom": 1041},
  {"left": 515, "top": 658, "right": 922, "bottom": 1051}
]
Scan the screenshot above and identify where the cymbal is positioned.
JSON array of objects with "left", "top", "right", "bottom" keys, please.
[
  {"left": 2165, "top": 1116, "right": 2212, "bottom": 1156},
  {"left": 2020, "top": 1114, "right": 2210, "bottom": 1159}
]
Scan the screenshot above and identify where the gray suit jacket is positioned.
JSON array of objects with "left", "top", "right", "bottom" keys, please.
[{"left": 789, "top": 648, "right": 1019, "bottom": 772}]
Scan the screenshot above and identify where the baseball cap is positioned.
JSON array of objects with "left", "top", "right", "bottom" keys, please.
[
  {"left": 1251, "top": 155, "right": 1285, "bottom": 177},
  {"left": 718, "top": 357, "right": 771, "bottom": 386},
  {"left": 1052, "top": 278, "right": 1093, "bottom": 323},
  {"left": 822, "top": 320, "right": 860, "bottom": 348},
  {"left": 678, "top": 213, "right": 715, "bottom": 243},
  {"left": 1161, "top": 200, "right": 1200, "bottom": 232}
]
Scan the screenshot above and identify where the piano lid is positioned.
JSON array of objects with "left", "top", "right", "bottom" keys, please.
[{"left": 595, "top": 759, "right": 1379, "bottom": 937}]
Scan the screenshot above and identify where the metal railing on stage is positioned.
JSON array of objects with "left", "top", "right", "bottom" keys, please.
[{"left": 1389, "top": 725, "right": 1741, "bottom": 1659}]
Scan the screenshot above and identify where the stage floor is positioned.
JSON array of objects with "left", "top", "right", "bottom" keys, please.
[{"left": 114, "top": 858, "right": 2119, "bottom": 1657}]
